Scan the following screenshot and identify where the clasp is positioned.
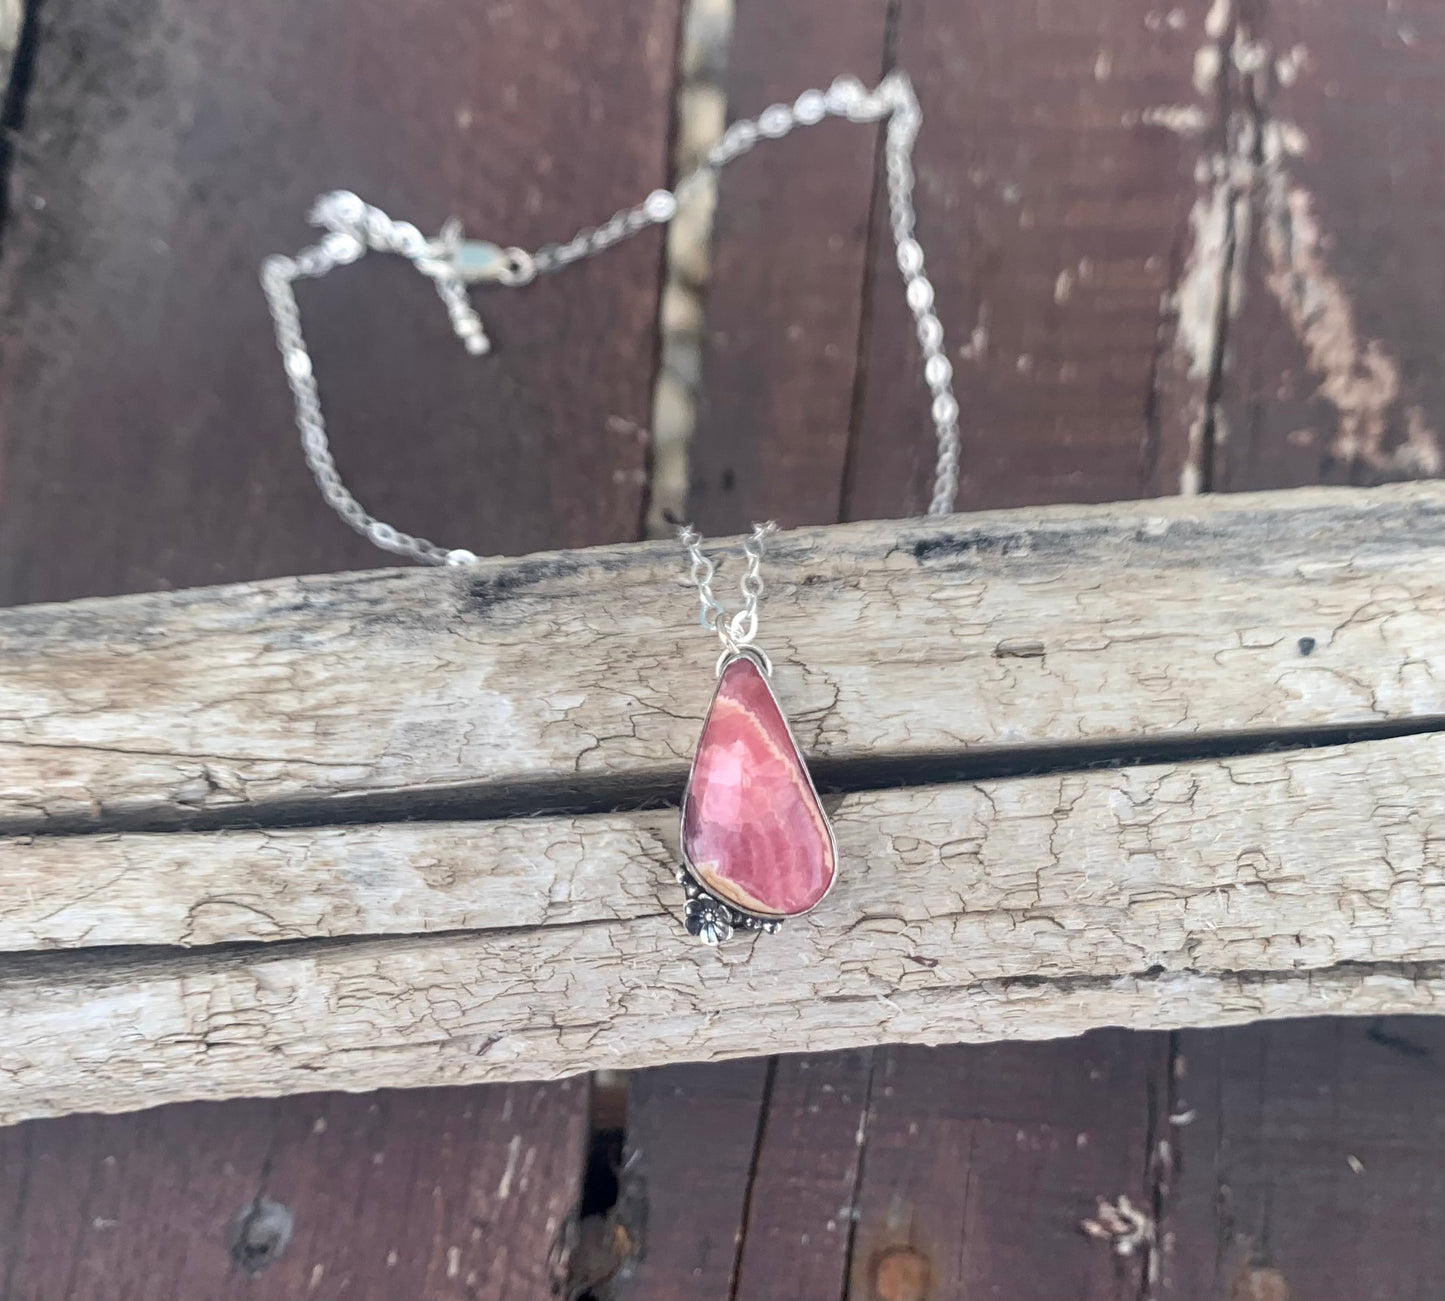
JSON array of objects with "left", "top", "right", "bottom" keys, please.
[
  {"left": 452, "top": 239, "right": 536, "bottom": 285},
  {"left": 418, "top": 219, "right": 537, "bottom": 286}
]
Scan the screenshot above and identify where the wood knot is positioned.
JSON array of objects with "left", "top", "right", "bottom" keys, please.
[
  {"left": 1228, "top": 1263, "right": 1291, "bottom": 1300},
  {"left": 870, "top": 1244, "right": 932, "bottom": 1301},
  {"left": 229, "top": 1197, "right": 294, "bottom": 1275}
]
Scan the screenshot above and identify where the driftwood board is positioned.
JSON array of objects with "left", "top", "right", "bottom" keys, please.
[
  {"left": 2, "top": 483, "right": 1440, "bottom": 831},
  {"left": 0, "top": 482, "right": 1441, "bottom": 1123}
]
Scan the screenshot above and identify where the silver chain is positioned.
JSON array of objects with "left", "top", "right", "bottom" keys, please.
[
  {"left": 677, "top": 520, "right": 776, "bottom": 655},
  {"left": 261, "top": 70, "right": 959, "bottom": 588}
]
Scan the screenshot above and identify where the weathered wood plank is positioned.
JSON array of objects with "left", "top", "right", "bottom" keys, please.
[
  {"left": 1161, "top": 1018, "right": 1445, "bottom": 1301},
  {"left": 620, "top": 1059, "right": 769, "bottom": 1300},
  {"left": 846, "top": 1033, "right": 1168, "bottom": 1301},
  {"left": 845, "top": 2, "right": 1209, "bottom": 517},
  {"left": 0, "top": 1082, "right": 586, "bottom": 1301},
  {"left": 685, "top": 1, "right": 889, "bottom": 531},
  {"left": 0, "top": 818, "right": 677, "bottom": 950},
  {"left": 6, "top": 730, "right": 1445, "bottom": 957},
  {"left": 0, "top": 0, "right": 683, "bottom": 1285},
  {"left": 0, "top": 0, "right": 678, "bottom": 605},
  {"left": 1, "top": 484, "right": 1440, "bottom": 832},
  {"left": 7, "top": 947, "right": 1440, "bottom": 1132},
  {"left": 2, "top": 729, "right": 1444, "bottom": 1121}
]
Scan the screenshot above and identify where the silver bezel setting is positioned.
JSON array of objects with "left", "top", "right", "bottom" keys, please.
[{"left": 677, "top": 647, "right": 839, "bottom": 944}]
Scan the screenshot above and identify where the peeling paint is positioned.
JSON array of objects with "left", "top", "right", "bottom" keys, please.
[
  {"left": 1194, "top": 44, "right": 1223, "bottom": 95},
  {"left": 496, "top": 1132, "right": 523, "bottom": 1198},
  {"left": 1145, "top": 8, "right": 1188, "bottom": 33},
  {"left": 1232, "top": 35, "right": 1270, "bottom": 76},
  {"left": 1164, "top": 5, "right": 1437, "bottom": 491},
  {"left": 1272, "top": 121, "right": 1309, "bottom": 157},
  {"left": 1140, "top": 104, "right": 1210, "bottom": 135},
  {"left": 1260, "top": 177, "right": 1443, "bottom": 475},
  {"left": 1403, "top": 408, "right": 1443, "bottom": 476},
  {"left": 1175, "top": 164, "right": 1232, "bottom": 382},
  {"left": 957, "top": 301, "right": 990, "bottom": 363},
  {"left": 1275, "top": 43, "right": 1309, "bottom": 86}
]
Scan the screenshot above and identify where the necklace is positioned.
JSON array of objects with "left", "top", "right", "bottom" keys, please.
[{"left": 261, "top": 72, "right": 961, "bottom": 944}]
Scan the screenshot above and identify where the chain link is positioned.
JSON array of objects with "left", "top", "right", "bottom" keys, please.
[
  {"left": 676, "top": 521, "right": 777, "bottom": 654},
  {"left": 261, "top": 71, "right": 960, "bottom": 574}
]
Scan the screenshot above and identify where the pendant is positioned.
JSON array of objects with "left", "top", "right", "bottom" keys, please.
[{"left": 678, "top": 649, "right": 837, "bottom": 944}]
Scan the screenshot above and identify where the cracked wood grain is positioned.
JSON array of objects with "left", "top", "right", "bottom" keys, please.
[
  {"left": 0, "top": 483, "right": 1441, "bottom": 832},
  {"left": 3, "top": 730, "right": 1443, "bottom": 957},
  {"left": 1, "top": 729, "right": 1443, "bottom": 1121}
]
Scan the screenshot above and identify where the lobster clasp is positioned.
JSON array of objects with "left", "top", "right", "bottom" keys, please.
[
  {"left": 415, "top": 219, "right": 537, "bottom": 287},
  {"left": 449, "top": 239, "right": 513, "bottom": 283}
]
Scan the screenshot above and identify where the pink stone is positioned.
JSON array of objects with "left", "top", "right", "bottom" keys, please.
[{"left": 681, "top": 655, "right": 836, "bottom": 918}]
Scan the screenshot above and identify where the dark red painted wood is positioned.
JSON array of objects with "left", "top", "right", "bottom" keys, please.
[
  {"left": 0, "top": 0, "right": 678, "bottom": 603},
  {"left": 0, "top": 1085, "right": 586, "bottom": 1301},
  {"left": 671, "top": 2, "right": 1445, "bottom": 1298},
  {"left": 2, "top": 0, "right": 1441, "bottom": 1295},
  {"left": 240, "top": 1084, "right": 588, "bottom": 1301},
  {"left": 1161, "top": 1020, "right": 1445, "bottom": 1301},
  {"left": 0, "top": 0, "right": 679, "bottom": 1296},
  {"left": 620, "top": 1059, "right": 770, "bottom": 1301},
  {"left": 844, "top": 1034, "right": 1170, "bottom": 1301},
  {"left": 685, "top": 0, "right": 890, "bottom": 533},
  {"left": 1212, "top": 0, "right": 1444, "bottom": 492},
  {"left": 845, "top": 1, "right": 1208, "bottom": 519},
  {"left": 731, "top": 1051, "right": 874, "bottom": 1301},
  {"left": 0, "top": 1099, "right": 275, "bottom": 1301},
  {"left": 670, "top": 5, "right": 1197, "bottom": 1299},
  {"left": 1151, "top": 9, "right": 1445, "bottom": 1297}
]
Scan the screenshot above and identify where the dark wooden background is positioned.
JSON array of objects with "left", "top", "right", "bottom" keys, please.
[{"left": 0, "top": 1, "right": 1441, "bottom": 1297}]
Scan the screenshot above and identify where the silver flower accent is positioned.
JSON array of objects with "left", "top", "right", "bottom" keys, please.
[{"left": 684, "top": 895, "right": 734, "bottom": 945}]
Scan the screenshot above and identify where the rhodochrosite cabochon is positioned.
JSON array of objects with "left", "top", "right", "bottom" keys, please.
[{"left": 681, "top": 654, "right": 836, "bottom": 919}]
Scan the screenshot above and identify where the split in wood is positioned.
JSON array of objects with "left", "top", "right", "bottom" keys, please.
[{"left": 0, "top": 485, "right": 1442, "bottom": 1121}]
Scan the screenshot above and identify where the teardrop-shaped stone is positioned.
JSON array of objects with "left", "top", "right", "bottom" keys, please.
[{"left": 682, "top": 655, "right": 836, "bottom": 918}]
